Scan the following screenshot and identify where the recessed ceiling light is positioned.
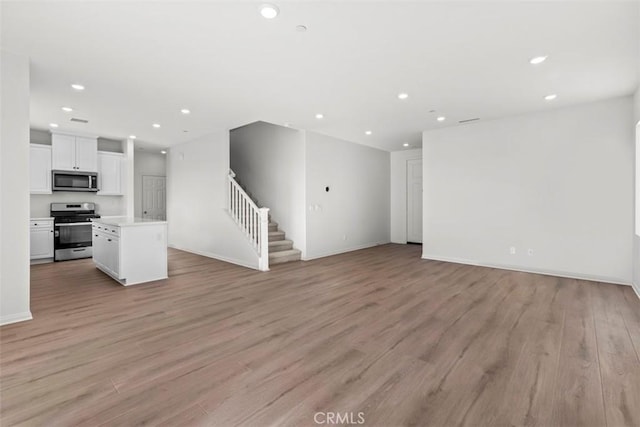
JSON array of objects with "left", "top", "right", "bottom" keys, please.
[
  {"left": 529, "top": 55, "right": 548, "bottom": 65},
  {"left": 437, "top": 116, "right": 446, "bottom": 122},
  {"left": 180, "top": 108, "right": 190, "bottom": 114},
  {"left": 544, "top": 94, "right": 557, "bottom": 101},
  {"left": 315, "top": 113, "right": 324, "bottom": 119},
  {"left": 71, "top": 84, "right": 85, "bottom": 91},
  {"left": 61, "top": 106, "right": 73, "bottom": 112},
  {"left": 260, "top": 4, "right": 279, "bottom": 19},
  {"left": 296, "top": 25, "right": 307, "bottom": 32},
  {"left": 49, "top": 123, "right": 59, "bottom": 128},
  {"left": 398, "top": 93, "right": 409, "bottom": 100},
  {"left": 160, "top": 150, "right": 167, "bottom": 154},
  {"left": 403, "top": 143, "right": 410, "bottom": 147},
  {"left": 129, "top": 135, "right": 137, "bottom": 139},
  {"left": 152, "top": 123, "right": 161, "bottom": 128},
  {"left": 365, "top": 131, "right": 372, "bottom": 135},
  {"left": 284, "top": 123, "right": 291, "bottom": 127}
]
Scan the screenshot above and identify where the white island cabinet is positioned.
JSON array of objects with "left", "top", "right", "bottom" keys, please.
[{"left": 92, "top": 217, "right": 167, "bottom": 286}]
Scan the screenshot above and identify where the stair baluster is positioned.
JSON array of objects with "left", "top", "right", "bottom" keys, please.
[{"left": 227, "top": 171, "right": 270, "bottom": 271}]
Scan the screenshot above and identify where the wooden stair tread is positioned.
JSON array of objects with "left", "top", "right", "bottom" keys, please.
[
  {"left": 268, "top": 231, "right": 285, "bottom": 242},
  {"left": 269, "top": 239, "right": 293, "bottom": 252},
  {"left": 268, "top": 249, "right": 301, "bottom": 264}
]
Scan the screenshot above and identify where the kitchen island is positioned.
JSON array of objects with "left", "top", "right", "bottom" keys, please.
[{"left": 92, "top": 217, "right": 167, "bottom": 286}]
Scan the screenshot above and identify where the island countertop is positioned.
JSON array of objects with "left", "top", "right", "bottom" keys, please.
[{"left": 92, "top": 217, "right": 167, "bottom": 227}]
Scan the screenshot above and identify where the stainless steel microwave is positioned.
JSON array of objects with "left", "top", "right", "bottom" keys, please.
[{"left": 52, "top": 170, "right": 99, "bottom": 192}]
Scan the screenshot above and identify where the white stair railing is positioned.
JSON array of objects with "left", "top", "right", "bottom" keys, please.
[{"left": 228, "top": 170, "right": 269, "bottom": 271}]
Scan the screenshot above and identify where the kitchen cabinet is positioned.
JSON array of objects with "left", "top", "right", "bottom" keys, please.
[
  {"left": 92, "top": 218, "right": 167, "bottom": 285},
  {"left": 30, "top": 219, "right": 54, "bottom": 261},
  {"left": 52, "top": 132, "right": 98, "bottom": 172},
  {"left": 30, "top": 144, "right": 52, "bottom": 194},
  {"left": 97, "top": 151, "right": 124, "bottom": 195},
  {"left": 93, "top": 226, "right": 120, "bottom": 278}
]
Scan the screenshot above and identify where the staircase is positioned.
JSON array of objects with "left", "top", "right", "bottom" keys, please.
[
  {"left": 267, "top": 220, "right": 301, "bottom": 265},
  {"left": 228, "top": 170, "right": 301, "bottom": 270}
]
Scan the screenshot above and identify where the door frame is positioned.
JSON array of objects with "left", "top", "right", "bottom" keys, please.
[{"left": 406, "top": 158, "right": 423, "bottom": 244}]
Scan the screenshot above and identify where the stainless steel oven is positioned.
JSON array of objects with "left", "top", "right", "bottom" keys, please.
[{"left": 51, "top": 203, "right": 100, "bottom": 261}]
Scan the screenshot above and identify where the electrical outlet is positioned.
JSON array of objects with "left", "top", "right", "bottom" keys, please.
[
  {"left": 342, "top": 234, "right": 348, "bottom": 241},
  {"left": 509, "top": 246, "right": 516, "bottom": 255},
  {"left": 528, "top": 248, "right": 534, "bottom": 256}
]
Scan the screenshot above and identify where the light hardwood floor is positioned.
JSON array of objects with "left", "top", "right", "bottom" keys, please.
[{"left": 1, "top": 244, "right": 639, "bottom": 426}]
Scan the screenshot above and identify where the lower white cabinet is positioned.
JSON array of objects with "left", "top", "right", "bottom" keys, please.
[
  {"left": 92, "top": 219, "right": 167, "bottom": 285},
  {"left": 93, "top": 227, "right": 121, "bottom": 278},
  {"left": 30, "top": 219, "right": 54, "bottom": 260}
]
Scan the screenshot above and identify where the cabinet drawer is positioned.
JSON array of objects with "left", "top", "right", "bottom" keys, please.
[
  {"left": 30, "top": 220, "right": 53, "bottom": 228},
  {"left": 93, "top": 223, "right": 120, "bottom": 237}
]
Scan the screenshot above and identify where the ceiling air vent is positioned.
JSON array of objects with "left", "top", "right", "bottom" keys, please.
[
  {"left": 70, "top": 118, "right": 89, "bottom": 124},
  {"left": 458, "top": 118, "right": 480, "bottom": 124}
]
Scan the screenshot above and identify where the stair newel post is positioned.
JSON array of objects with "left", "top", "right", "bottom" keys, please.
[{"left": 259, "top": 207, "right": 270, "bottom": 271}]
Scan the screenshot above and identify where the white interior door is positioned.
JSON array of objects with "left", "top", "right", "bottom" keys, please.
[
  {"left": 407, "top": 159, "right": 423, "bottom": 243},
  {"left": 142, "top": 175, "right": 166, "bottom": 220}
]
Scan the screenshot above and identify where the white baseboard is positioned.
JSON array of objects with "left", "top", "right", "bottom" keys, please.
[
  {"left": 30, "top": 258, "right": 53, "bottom": 265},
  {"left": 303, "top": 241, "right": 390, "bottom": 261},
  {"left": 632, "top": 282, "right": 640, "bottom": 300},
  {"left": 0, "top": 311, "right": 33, "bottom": 326},
  {"left": 421, "top": 253, "right": 631, "bottom": 286},
  {"left": 168, "top": 244, "right": 261, "bottom": 271}
]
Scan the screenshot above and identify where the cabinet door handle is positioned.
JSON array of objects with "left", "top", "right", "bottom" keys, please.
[
  {"left": 94, "top": 234, "right": 98, "bottom": 237},
  {"left": 107, "top": 238, "right": 112, "bottom": 242}
]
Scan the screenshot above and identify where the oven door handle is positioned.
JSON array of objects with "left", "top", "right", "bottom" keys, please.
[{"left": 56, "top": 223, "right": 90, "bottom": 227}]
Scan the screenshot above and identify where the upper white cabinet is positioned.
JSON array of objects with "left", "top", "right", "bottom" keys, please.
[
  {"left": 52, "top": 133, "right": 98, "bottom": 172},
  {"left": 30, "top": 144, "right": 52, "bottom": 194},
  {"left": 97, "top": 151, "right": 124, "bottom": 195}
]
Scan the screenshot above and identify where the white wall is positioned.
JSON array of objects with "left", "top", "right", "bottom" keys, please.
[
  {"left": 305, "top": 131, "right": 390, "bottom": 259},
  {"left": 390, "top": 148, "right": 423, "bottom": 244},
  {"left": 230, "top": 122, "right": 306, "bottom": 256},
  {"left": 422, "top": 96, "right": 634, "bottom": 285},
  {"left": 1, "top": 50, "right": 31, "bottom": 325},
  {"left": 634, "top": 86, "right": 640, "bottom": 124},
  {"left": 167, "top": 131, "right": 260, "bottom": 269},
  {"left": 134, "top": 151, "right": 166, "bottom": 218},
  {"left": 30, "top": 193, "right": 125, "bottom": 218}
]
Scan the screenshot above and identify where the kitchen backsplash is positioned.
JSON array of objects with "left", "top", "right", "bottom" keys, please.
[{"left": 31, "top": 193, "right": 125, "bottom": 218}]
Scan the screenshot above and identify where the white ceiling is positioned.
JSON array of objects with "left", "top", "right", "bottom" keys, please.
[{"left": 2, "top": 1, "right": 638, "bottom": 152}]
